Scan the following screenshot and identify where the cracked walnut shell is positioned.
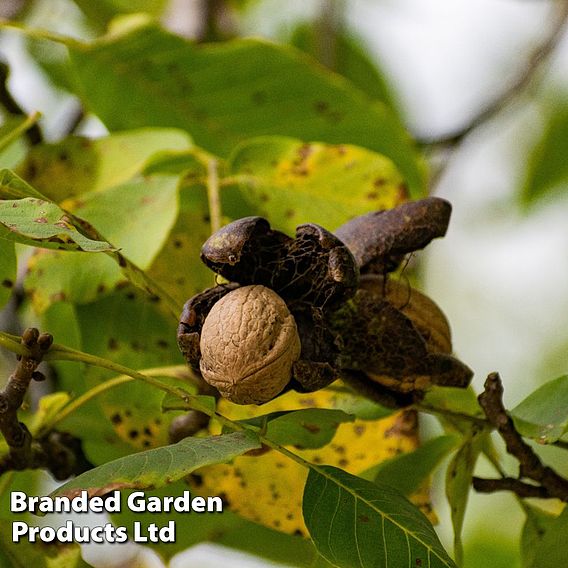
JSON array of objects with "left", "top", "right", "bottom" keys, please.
[{"left": 199, "top": 285, "right": 301, "bottom": 404}]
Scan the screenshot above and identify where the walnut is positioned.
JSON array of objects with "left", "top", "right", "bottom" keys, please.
[
  {"left": 361, "top": 275, "right": 452, "bottom": 354},
  {"left": 199, "top": 285, "right": 301, "bottom": 404}
]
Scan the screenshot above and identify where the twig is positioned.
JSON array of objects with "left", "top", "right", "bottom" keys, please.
[
  {"left": 420, "top": 2, "right": 568, "bottom": 148},
  {"left": 473, "top": 372, "right": 568, "bottom": 502},
  {"left": 206, "top": 157, "right": 221, "bottom": 235},
  {"left": 318, "top": 0, "right": 342, "bottom": 70},
  {"left": 0, "top": 329, "right": 92, "bottom": 479},
  {"left": 416, "top": 402, "right": 488, "bottom": 428},
  {"left": 0, "top": 62, "right": 43, "bottom": 145},
  {"left": 473, "top": 476, "right": 549, "bottom": 499},
  {"left": 0, "top": 328, "right": 51, "bottom": 468}
]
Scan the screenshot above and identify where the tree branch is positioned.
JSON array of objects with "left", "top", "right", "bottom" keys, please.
[
  {"left": 420, "top": 2, "right": 568, "bottom": 148},
  {"left": 472, "top": 476, "right": 549, "bottom": 499},
  {"left": 0, "top": 328, "right": 91, "bottom": 479},
  {"left": 0, "top": 328, "right": 50, "bottom": 471},
  {"left": 474, "top": 372, "right": 568, "bottom": 502}
]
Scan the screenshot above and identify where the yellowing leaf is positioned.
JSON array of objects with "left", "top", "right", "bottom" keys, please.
[
  {"left": 16, "top": 128, "right": 192, "bottom": 202},
  {"left": 226, "top": 137, "right": 407, "bottom": 234},
  {"left": 191, "top": 386, "right": 421, "bottom": 536}
]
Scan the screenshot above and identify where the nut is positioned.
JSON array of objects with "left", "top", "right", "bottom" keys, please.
[
  {"left": 199, "top": 285, "right": 301, "bottom": 404},
  {"left": 359, "top": 275, "right": 452, "bottom": 353}
]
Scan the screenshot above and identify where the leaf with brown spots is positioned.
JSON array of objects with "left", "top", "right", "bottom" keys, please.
[
  {"left": 190, "top": 387, "right": 421, "bottom": 536},
  {"left": 146, "top": 175, "right": 217, "bottom": 308},
  {"left": 24, "top": 174, "right": 181, "bottom": 312},
  {"left": 0, "top": 193, "right": 114, "bottom": 252},
  {"left": 76, "top": 288, "right": 185, "bottom": 456},
  {"left": 225, "top": 137, "right": 408, "bottom": 235},
  {"left": 16, "top": 128, "right": 192, "bottom": 202},
  {"left": 237, "top": 408, "right": 355, "bottom": 449},
  {"left": 66, "top": 23, "right": 424, "bottom": 193}
]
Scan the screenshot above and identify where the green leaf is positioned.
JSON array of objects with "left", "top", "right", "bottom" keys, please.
[
  {"left": 303, "top": 465, "right": 456, "bottom": 568},
  {"left": 70, "top": 287, "right": 184, "bottom": 461},
  {"left": 0, "top": 238, "right": 16, "bottom": 309},
  {"left": 511, "top": 375, "right": 568, "bottom": 443},
  {"left": 521, "top": 506, "right": 560, "bottom": 568},
  {"left": 522, "top": 506, "right": 568, "bottom": 568},
  {"left": 290, "top": 23, "right": 400, "bottom": 113},
  {"left": 0, "top": 197, "right": 114, "bottom": 252},
  {"left": 521, "top": 102, "right": 568, "bottom": 206},
  {"left": 0, "top": 168, "right": 53, "bottom": 200},
  {"left": 445, "top": 429, "right": 486, "bottom": 565},
  {"left": 17, "top": 128, "right": 192, "bottom": 202},
  {"left": 362, "top": 435, "right": 459, "bottom": 496},
  {"left": 24, "top": 173, "right": 181, "bottom": 312},
  {"left": 67, "top": 22, "right": 424, "bottom": 194},
  {"left": 241, "top": 408, "right": 355, "bottom": 449},
  {"left": 111, "top": 481, "right": 332, "bottom": 566},
  {"left": 52, "top": 430, "right": 261, "bottom": 498},
  {"left": 71, "top": 0, "right": 167, "bottom": 29},
  {"left": 72, "top": 175, "right": 179, "bottom": 268},
  {"left": 0, "top": 169, "right": 181, "bottom": 316},
  {"left": 325, "top": 386, "right": 394, "bottom": 421},
  {"left": 225, "top": 136, "right": 408, "bottom": 234}
]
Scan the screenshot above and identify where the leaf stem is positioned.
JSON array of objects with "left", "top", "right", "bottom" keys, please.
[
  {"left": 416, "top": 402, "right": 489, "bottom": 428},
  {"left": 44, "top": 365, "right": 193, "bottom": 432},
  {"left": 0, "top": 332, "right": 29, "bottom": 357},
  {"left": 43, "top": 344, "right": 189, "bottom": 399},
  {"left": 0, "top": 20, "right": 82, "bottom": 47},
  {"left": 9, "top": 334, "right": 314, "bottom": 470},
  {"left": 206, "top": 157, "right": 222, "bottom": 235},
  {"left": 0, "top": 112, "right": 41, "bottom": 152}
]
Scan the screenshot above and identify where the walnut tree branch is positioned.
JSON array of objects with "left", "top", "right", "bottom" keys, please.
[
  {"left": 0, "top": 328, "right": 52, "bottom": 470},
  {"left": 419, "top": 2, "right": 568, "bottom": 148},
  {"left": 473, "top": 476, "right": 549, "bottom": 499},
  {"left": 473, "top": 372, "right": 568, "bottom": 502},
  {"left": 0, "top": 328, "right": 92, "bottom": 479}
]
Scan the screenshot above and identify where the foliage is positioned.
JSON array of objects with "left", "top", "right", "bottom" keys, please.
[{"left": 0, "top": 4, "right": 567, "bottom": 568}]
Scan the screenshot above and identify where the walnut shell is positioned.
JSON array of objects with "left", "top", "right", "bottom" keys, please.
[
  {"left": 360, "top": 275, "right": 452, "bottom": 354},
  {"left": 199, "top": 285, "right": 301, "bottom": 404}
]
